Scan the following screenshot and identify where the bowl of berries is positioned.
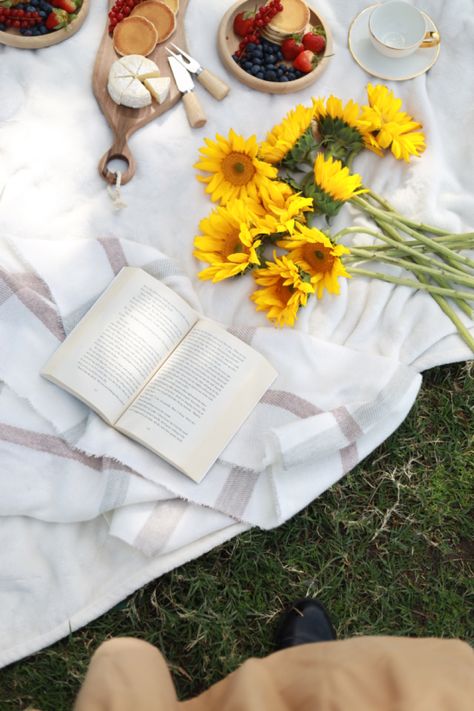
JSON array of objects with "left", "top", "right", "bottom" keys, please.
[
  {"left": 217, "top": 0, "right": 331, "bottom": 94},
  {"left": 0, "top": 0, "right": 89, "bottom": 49}
]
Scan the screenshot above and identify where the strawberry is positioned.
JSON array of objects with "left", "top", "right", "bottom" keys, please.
[
  {"left": 45, "top": 8, "right": 68, "bottom": 29},
  {"left": 302, "top": 29, "right": 326, "bottom": 54},
  {"left": 293, "top": 49, "right": 317, "bottom": 73},
  {"left": 50, "top": 0, "right": 78, "bottom": 13},
  {"left": 281, "top": 35, "right": 304, "bottom": 60},
  {"left": 233, "top": 10, "right": 255, "bottom": 37}
]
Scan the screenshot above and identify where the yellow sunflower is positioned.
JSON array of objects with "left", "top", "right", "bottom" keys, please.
[
  {"left": 257, "top": 181, "right": 313, "bottom": 233},
  {"left": 194, "top": 199, "right": 263, "bottom": 282},
  {"left": 312, "top": 95, "right": 372, "bottom": 161},
  {"left": 251, "top": 253, "right": 314, "bottom": 327},
  {"left": 360, "top": 83, "right": 426, "bottom": 162},
  {"left": 279, "top": 223, "right": 351, "bottom": 299},
  {"left": 194, "top": 129, "right": 279, "bottom": 205},
  {"left": 259, "top": 104, "right": 315, "bottom": 165},
  {"left": 310, "top": 153, "right": 367, "bottom": 217}
]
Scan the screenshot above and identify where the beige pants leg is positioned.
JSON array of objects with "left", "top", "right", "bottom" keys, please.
[{"left": 74, "top": 635, "right": 474, "bottom": 711}]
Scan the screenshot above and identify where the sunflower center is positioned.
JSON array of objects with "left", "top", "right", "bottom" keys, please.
[
  {"left": 221, "top": 152, "right": 256, "bottom": 186},
  {"left": 303, "top": 244, "right": 335, "bottom": 274},
  {"left": 275, "top": 281, "right": 293, "bottom": 303},
  {"left": 221, "top": 229, "right": 244, "bottom": 257}
]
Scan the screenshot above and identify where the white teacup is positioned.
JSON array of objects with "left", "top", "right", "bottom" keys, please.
[{"left": 369, "top": 1, "right": 440, "bottom": 58}]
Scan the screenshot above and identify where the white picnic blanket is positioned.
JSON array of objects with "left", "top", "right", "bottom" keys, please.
[{"left": 0, "top": 0, "right": 473, "bottom": 668}]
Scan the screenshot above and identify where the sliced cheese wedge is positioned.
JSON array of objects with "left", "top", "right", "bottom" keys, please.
[
  {"left": 144, "top": 77, "right": 171, "bottom": 104},
  {"left": 120, "top": 54, "right": 147, "bottom": 75},
  {"left": 107, "top": 55, "right": 170, "bottom": 109},
  {"left": 121, "top": 79, "right": 152, "bottom": 109},
  {"left": 107, "top": 76, "right": 134, "bottom": 105}
]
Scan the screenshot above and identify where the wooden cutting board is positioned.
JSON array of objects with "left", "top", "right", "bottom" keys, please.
[{"left": 93, "top": 0, "right": 189, "bottom": 185}]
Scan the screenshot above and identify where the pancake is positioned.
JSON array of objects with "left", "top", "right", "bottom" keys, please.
[
  {"left": 267, "top": 0, "right": 309, "bottom": 34},
  {"left": 113, "top": 16, "right": 158, "bottom": 56},
  {"left": 160, "top": 0, "right": 179, "bottom": 14},
  {"left": 131, "top": 0, "right": 176, "bottom": 43}
]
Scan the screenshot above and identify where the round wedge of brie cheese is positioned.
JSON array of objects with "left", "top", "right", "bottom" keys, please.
[{"left": 107, "top": 55, "right": 170, "bottom": 109}]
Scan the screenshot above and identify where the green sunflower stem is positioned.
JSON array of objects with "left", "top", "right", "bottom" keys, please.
[
  {"left": 373, "top": 216, "right": 474, "bottom": 318},
  {"left": 351, "top": 196, "right": 474, "bottom": 271},
  {"left": 384, "top": 219, "right": 474, "bottom": 276},
  {"left": 413, "top": 272, "right": 474, "bottom": 354},
  {"left": 347, "top": 267, "right": 473, "bottom": 301},
  {"left": 335, "top": 226, "right": 473, "bottom": 281},
  {"left": 361, "top": 191, "right": 465, "bottom": 237},
  {"left": 334, "top": 227, "right": 473, "bottom": 252},
  {"left": 347, "top": 249, "right": 474, "bottom": 292}
]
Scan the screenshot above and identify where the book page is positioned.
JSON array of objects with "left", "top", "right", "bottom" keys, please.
[
  {"left": 41, "top": 268, "right": 198, "bottom": 424},
  {"left": 116, "top": 319, "right": 277, "bottom": 481}
]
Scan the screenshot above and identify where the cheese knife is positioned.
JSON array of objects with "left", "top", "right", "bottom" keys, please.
[{"left": 168, "top": 56, "right": 206, "bottom": 129}]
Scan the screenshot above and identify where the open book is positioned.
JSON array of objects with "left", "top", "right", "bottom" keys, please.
[{"left": 42, "top": 267, "right": 277, "bottom": 482}]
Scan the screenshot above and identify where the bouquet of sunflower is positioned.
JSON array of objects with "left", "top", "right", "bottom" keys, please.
[{"left": 194, "top": 84, "right": 474, "bottom": 350}]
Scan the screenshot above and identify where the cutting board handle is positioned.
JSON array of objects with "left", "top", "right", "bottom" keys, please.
[{"left": 98, "top": 137, "right": 136, "bottom": 185}]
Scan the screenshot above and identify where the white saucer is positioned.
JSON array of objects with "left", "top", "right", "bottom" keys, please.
[{"left": 348, "top": 4, "right": 440, "bottom": 81}]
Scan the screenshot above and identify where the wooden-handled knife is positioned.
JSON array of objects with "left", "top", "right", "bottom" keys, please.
[{"left": 168, "top": 56, "right": 207, "bottom": 129}]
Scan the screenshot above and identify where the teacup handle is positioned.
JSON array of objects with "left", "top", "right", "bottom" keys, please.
[{"left": 420, "top": 30, "right": 440, "bottom": 48}]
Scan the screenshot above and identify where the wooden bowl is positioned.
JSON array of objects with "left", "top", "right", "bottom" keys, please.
[
  {"left": 0, "top": 0, "right": 89, "bottom": 49},
  {"left": 217, "top": 0, "right": 332, "bottom": 94}
]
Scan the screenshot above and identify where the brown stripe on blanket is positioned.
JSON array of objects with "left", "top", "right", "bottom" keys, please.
[
  {"left": 332, "top": 406, "right": 364, "bottom": 441},
  {"left": 0, "top": 269, "right": 65, "bottom": 341},
  {"left": 215, "top": 465, "right": 260, "bottom": 519},
  {"left": 133, "top": 499, "right": 188, "bottom": 556},
  {"left": 0, "top": 422, "right": 135, "bottom": 475},
  {"left": 262, "top": 394, "right": 361, "bottom": 484},
  {"left": 261, "top": 390, "right": 322, "bottom": 418},
  {"left": 0, "top": 278, "right": 13, "bottom": 305},
  {"left": 340, "top": 443, "right": 359, "bottom": 473},
  {"left": 98, "top": 238, "right": 128, "bottom": 275},
  {"left": 12, "top": 272, "right": 54, "bottom": 302}
]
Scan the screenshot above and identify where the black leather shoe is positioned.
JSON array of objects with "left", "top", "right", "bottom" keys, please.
[{"left": 274, "top": 598, "right": 337, "bottom": 650}]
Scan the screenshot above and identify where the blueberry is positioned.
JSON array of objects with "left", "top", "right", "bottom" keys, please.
[
  {"left": 252, "top": 57, "right": 262, "bottom": 65},
  {"left": 277, "top": 67, "right": 284, "bottom": 76},
  {"left": 253, "top": 46, "right": 263, "bottom": 56},
  {"left": 265, "top": 63, "right": 276, "bottom": 71},
  {"left": 246, "top": 43, "right": 257, "bottom": 51},
  {"left": 250, "top": 66, "right": 260, "bottom": 76},
  {"left": 266, "top": 54, "right": 277, "bottom": 64},
  {"left": 279, "top": 76, "right": 289, "bottom": 82},
  {"left": 243, "top": 60, "right": 253, "bottom": 69},
  {"left": 265, "top": 70, "right": 277, "bottom": 81},
  {"left": 256, "top": 71, "right": 265, "bottom": 79}
]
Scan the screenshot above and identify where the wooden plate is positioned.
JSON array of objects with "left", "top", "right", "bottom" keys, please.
[
  {"left": 217, "top": 0, "right": 332, "bottom": 94},
  {"left": 93, "top": 0, "right": 189, "bottom": 185},
  {"left": 0, "top": 0, "right": 89, "bottom": 49}
]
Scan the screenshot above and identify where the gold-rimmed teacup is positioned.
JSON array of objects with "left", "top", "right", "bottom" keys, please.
[{"left": 369, "top": 1, "right": 440, "bottom": 58}]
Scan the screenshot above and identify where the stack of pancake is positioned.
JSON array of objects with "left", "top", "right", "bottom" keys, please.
[{"left": 261, "top": 0, "right": 310, "bottom": 44}]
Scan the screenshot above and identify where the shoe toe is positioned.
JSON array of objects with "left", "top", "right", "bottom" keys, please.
[{"left": 274, "top": 599, "right": 336, "bottom": 650}]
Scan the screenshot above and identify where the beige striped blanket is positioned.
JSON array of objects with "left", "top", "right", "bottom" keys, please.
[{"left": 2, "top": 234, "right": 470, "bottom": 666}]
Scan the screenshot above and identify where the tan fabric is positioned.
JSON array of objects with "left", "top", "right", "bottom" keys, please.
[{"left": 73, "top": 635, "right": 474, "bottom": 711}]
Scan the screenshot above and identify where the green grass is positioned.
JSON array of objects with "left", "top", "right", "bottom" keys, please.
[{"left": 0, "top": 362, "right": 472, "bottom": 710}]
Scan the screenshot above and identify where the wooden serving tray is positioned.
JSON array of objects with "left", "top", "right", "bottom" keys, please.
[
  {"left": 93, "top": 0, "right": 189, "bottom": 185},
  {"left": 0, "top": 0, "right": 89, "bottom": 49},
  {"left": 218, "top": 0, "right": 332, "bottom": 94}
]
